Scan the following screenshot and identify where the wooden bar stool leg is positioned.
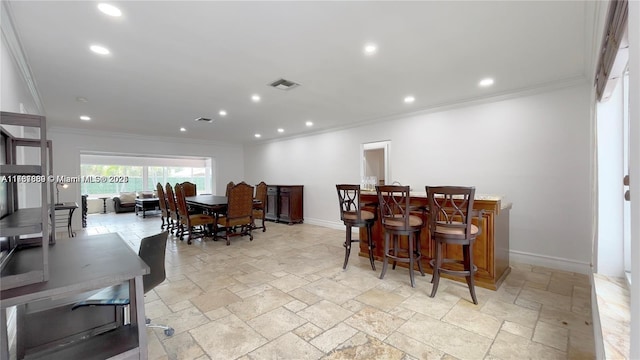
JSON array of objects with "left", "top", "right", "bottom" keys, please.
[
  {"left": 430, "top": 240, "right": 442, "bottom": 298},
  {"left": 464, "top": 243, "right": 478, "bottom": 304},
  {"left": 367, "top": 224, "right": 376, "bottom": 271},
  {"left": 392, "top": 234, "right": 398, "bottom": 270},
  {"left": 380, "top": 232, "right": 390, "bottom": 279},
  {"left": 408, "top": 233, "right": 415, "bottom": 287},
  {"left": 343, "top": 225, "right": 352, "bottom": 270},
  {"left": 415, "top": 230, "right": 425, "bottom": 276}
]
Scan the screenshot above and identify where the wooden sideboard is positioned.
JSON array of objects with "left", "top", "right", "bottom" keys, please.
[
  {"left": 359, "top": 192, "right": 511, "bottom": 290},
  {"left": 265, "top": 185, "right": 304, "bottom": 224}
]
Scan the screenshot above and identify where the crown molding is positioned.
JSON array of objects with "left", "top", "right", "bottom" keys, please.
[
  {"left": 248, "top": 75, "right": 589, "bottom": 147},
  {"left": 1, "top": 1, "right": 44, "bottom": 114}
]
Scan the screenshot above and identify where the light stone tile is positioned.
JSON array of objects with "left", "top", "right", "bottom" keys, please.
[
  {"left": 288, "top": 287, "right": 322, "bottom": 305},
  {"left": 396, "top": 313, "right": 493, "bottom": 360},
  {"left": 388, "top": 306, "right": 416, "bottom": 320},
  {"left": 293, "top": 322, "right": 324, "bottom": 342},
  {"left": 514, "top": 296, "right": 543, "bottom": 312},
  {"left": 303, "top": 278, "right": 364, "bottom": 305},
  {"left": 310, "top": 323, "right": 359, "bottom": 353},
  {"left": 190, "top": 314, "right": 268, "bottom": 360},
  {"left": 385, "top": 331, "right": 445, "bottom": 359},
  {"left": 185, "top": 273, "right": 241, "bottom": 292},
  {"left": 233, "top": 271, "right": 278, "bottom": 286},
  {"left": 284, "top": 299, "right": 308, "bottom": 312},
  {"left": 147, "top": 329, "right": 169, "bottom": 360},
  {"left": 233, "top": 284, "right": 273, "bottom": 299},
  {"left": 153, "top": 307, "right": 209, "bottom": 337},
  {"left": 146, "top": 299, "right": 172, "bottom": 320},
  {"left": 247, "top": 307, "right": 307, "bottom": 340},
  {"left": 481, "top": 299, "right": 539, "bottom": 328},
  {"left": 271, "top": 270, "right": 289, "bottom": 277},
  {"left": 268, "top": 273, "right": 310, "bottom": 293},
  {"left": 341, "top": 299, "right": 367, "bottom": 313},
  {"left": 169, "top": 300, "right": 194, "bottom": 313},
  {"left": 344, "top": 306, "right": 406, "bottom": 341},
  {"left": 162, "top": 332, "right": 205, "bottom": 360},
  {"left": 226, "top": 288, "right": 294, "bottom": 321},
  {"left": 355, "top": 288, "right": 407, "bottom": 312},
  {"left": 297, "top": 299, "right": 354, "bottom": 330},
  {"left": 547, "top": 279, "right": 575, "bottom": 296},
  {"left": 501, "top": 320, "right": 534, "bottom": 339},
  {"left": 538, "top": 305, "right": 594, "bottom": 337},
  {"left": 488, "top": 330, "right": 566, "bottom": 360},
  {"left": 326, "top": 332, "right": 405, "bottom": 360},
  {"left": 533, "top": 321, "right": 569, "bottom": 351},
  {"left": 154, "top": 278, "right": 204, "bottom": 305},
  {"left": 204, "top": 306, "right": 231, "bottom": 321},
  {"left": 190, "top": 288, "right": 242, "bottom": 313},
  {"left": 248, "top": 332, "right": 324, "bottom": 360},
  {"left": 442, "top": 301, "right": 502, "bottom": 339},
  {"left": 400, "top": 291, "right": 458, "bottom": 320},
  {"left": 518, "top": 287, "right": 572, "bottom": 311}
]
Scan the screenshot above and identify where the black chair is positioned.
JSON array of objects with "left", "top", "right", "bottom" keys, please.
[
  {"left": 73, "top": 231, "right": 174, "bottom": 336},
  {"left": 336, "top": 184, "right": 376, "bottom": 270},
  {"left": 426, "top": 186, "right": 483, "bottom": 304}
]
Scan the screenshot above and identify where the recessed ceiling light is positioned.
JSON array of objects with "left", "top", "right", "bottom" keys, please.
[
  {"left": 180, "top": 127, "right": 186, "bottom": 132},
  {"left": 479, "top": 78, "right": 494, "bottom": 87},
  {"left": 305, "top": 121, "right": 313, "bottom": 127},
  {"left": 364, "top": 43, "right": 378, "bottom": 55},
  {"left": 251, "top": 94, "right": 261, "bottom": 102},
  {"left": 254, "top": 133, "right": 261, "bottom": 138},
  {"left": 404, "top": 95, "right": 415, "bottom": 104},
  {"left": 80, "top": 115, "right": 91, "bottom": 121},
  {"left": 90, "top": 45, "right": 110, "bottom": 55},
  {"left": 219, "top": 110, "right": 227, "bottom": 116},
  {"left": 97, "top": 3, "right": 122, "bottom": 17},
  {"left": 277, "top": 128, "right": 284, "bottom": 133}
]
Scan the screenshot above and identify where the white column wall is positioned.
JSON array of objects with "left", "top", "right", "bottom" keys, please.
[{"left": 244, "top": 84, "right": 593, "bottom": 272}]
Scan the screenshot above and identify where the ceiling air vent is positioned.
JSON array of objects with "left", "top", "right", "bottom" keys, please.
[
  {"left": 194, "top": 117, "right": 213, "bottom": 123},
  {"left": 269, "top": 78, "right": 300, "bottom": 91}
]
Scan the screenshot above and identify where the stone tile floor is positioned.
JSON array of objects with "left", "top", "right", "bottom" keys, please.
[{"left": 81, "top": 212, "right": 595, "bottom": 360}]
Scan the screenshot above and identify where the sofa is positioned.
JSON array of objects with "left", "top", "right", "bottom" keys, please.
[{"left": 113, "top": 192, "right": 136, "bottom": 213}]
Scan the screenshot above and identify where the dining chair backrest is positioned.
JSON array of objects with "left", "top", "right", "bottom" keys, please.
[
  {"left": 156, "top": 182, "right": 168, "bottom": 216},
  {"left": 180, "top": 181, "right": 197, "bottom": 197},
  {"left": 225, "top": 181, "right": 235, "bottom": 197},
  {"left": 336, "top": 184, "right": 368, "bottom": 224},
  {"left": 165, "top": 182, "right": 178, "bottom": 215},
  {"left": 254, "top": 181, "right": 267, "bottom": 207},
  {"left": 376, "top": 185, "right": 412, "bottom": 229},
  {"left": 227, "top": 182, "right": 254, "bottom": 221},
  {"left": 426, "top": 186, "right": 476, "bottom": 239},
  {"left": 174, "top": 184, "right": 189, "bottom": 219}
]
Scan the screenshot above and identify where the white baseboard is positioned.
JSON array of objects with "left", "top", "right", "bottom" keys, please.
[
  {"left": 303, "top": 218, "right": 344, "bottom": 231},
  {"left": 510, "top": 250, "right": 592, "bottom": 274}
]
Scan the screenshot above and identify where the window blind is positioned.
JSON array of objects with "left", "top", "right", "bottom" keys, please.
[{"left": 595, "top": 0, "right": 629, "bottom": 102}]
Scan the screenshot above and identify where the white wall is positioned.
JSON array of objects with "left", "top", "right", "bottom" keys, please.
[
  {"left": 244, "top": 84, "right": 593, "bottom": 272},
  {"left": 49, "top": 128, "right": 245, "bottom": 230}
]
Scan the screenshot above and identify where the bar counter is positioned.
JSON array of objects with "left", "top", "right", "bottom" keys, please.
[{"left": 359, "top": 191, "right": 512, "bottom": 290}]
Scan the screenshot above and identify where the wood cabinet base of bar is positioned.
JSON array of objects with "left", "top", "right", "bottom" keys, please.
[{"left": 358, "top": 192, "right": 511, "bottom": 291}]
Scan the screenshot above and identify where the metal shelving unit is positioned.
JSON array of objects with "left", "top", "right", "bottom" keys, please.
[{"left": 0, "top": 111, "right": 54, "bottom": 291}]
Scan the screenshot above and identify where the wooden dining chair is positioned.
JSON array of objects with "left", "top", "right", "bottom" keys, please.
[
  {"left": 165, "top": 183, "right": 179, "bottom": 235},
  {"left": 225, "top": 181, "right": 235, "bottom": 197},
  {"left": 156, "top": 182, "right": 170, "bottom": 230},
  {"left": 180, "top": 181, "right": 197, "bottom": 197},
  {"left": 376, "top": 185, "right": 425, "bottom": 287},
  {"left": 174, "top": 184, "right": 215, "bottom": 244},
  {"left": 215, "top": 182, "right": 254, "bottom": 245},
  {"left": 252, "top": 181, "right": 268, "bottom": 232}
]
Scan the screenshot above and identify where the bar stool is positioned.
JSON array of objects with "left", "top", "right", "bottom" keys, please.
[
  {"left": 376, "top": 185, "right": 425, "bottom": 287},
  {"left": 426, "top": 186, "right": 483, "bottom": 304},
  {"left": 336, "top": 184, "right": 377, "bottom": 270}
]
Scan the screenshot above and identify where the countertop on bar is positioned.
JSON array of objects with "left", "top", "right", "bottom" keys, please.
[{"left": 361, "top": 190, "right": 512, "bottom": 210}]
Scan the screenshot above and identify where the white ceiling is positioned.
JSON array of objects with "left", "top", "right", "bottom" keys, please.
[{"left": 7, "top": 1, "right": 590, "bottom": 144}]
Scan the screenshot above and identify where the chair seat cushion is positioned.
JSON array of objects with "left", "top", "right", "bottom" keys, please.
[
  {"left": 189, "top": 214, "right": 215, "bottom": 225},
  {"left": 434, "top": 221, "right": 479, "bottom": 236},
  {"left": 343, "top": 210, "right": 375, "bottom": 221},
  {"left": 384, "top": 214, "right": 423, "bottom": 228}
]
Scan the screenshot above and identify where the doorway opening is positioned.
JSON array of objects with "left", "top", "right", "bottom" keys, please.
[{"left": 361, "top": 141, "right": 390, "bottom": 190}]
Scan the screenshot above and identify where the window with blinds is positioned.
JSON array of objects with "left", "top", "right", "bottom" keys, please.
[{"left": 595, "top": 0, "right": 629, "bottom": 102}]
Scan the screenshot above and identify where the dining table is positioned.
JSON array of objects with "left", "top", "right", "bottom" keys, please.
[{"left": 185, "top": 195, "right": 228, "bottom": 214}]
